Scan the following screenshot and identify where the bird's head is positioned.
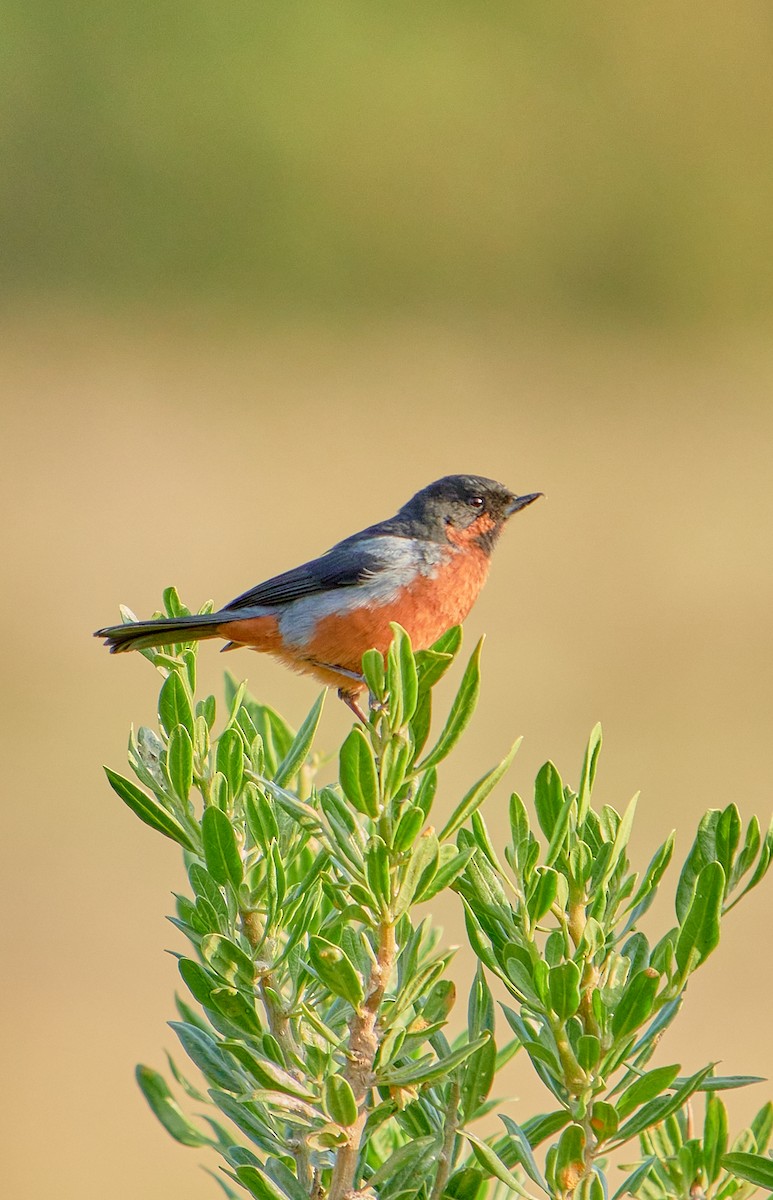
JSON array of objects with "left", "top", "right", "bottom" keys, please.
[{"left": 400, "top": 474, "right": 542, "bottom": 551}]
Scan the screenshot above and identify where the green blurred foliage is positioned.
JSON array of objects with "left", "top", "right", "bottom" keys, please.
[{"left": 3, "top": 1, "right": 773, "bottom": 321}]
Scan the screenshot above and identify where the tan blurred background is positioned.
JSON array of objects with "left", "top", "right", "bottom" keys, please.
[{"left": 2, "top": 4, "right": 772, "bottom": 1196}]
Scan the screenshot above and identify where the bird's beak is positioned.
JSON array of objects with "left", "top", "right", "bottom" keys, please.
[{"left": 506, "top": 492, "right": 543, "bottom": 516}]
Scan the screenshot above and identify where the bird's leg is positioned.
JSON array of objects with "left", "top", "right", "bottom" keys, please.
[
  {"left": 338, "top": 688, "right": 369, "bottom": 723},
  {"left": 308, "top": 659, "right": 370, "bottom": 723}
]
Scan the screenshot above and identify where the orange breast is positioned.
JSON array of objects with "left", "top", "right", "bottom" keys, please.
[
  {"left": 301, "top": 546, "right": 490, "bottom": 676},
  {"left": 216, "top": 546, "right": 490, "bottom": 693}
]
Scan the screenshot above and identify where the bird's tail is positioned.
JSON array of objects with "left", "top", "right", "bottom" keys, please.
[{"left": 94, "top": 612, "right": 226, "bottom": 654}]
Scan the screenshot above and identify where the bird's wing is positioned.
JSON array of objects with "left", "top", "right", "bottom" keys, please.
[{"left": 223, "top": 534, "right": 408, "bottom": 611}]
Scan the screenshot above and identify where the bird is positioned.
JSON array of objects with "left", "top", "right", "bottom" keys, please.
[{"left": 95, "top": 474, "right": 541, "bottom": 719}]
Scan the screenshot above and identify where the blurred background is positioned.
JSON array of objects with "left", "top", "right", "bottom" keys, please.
[{"left": 2, "top": 3, "right": 772, "bottom": 1196}]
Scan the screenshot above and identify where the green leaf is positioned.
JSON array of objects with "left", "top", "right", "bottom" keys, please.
[
  {"left": 395, "top": 827, "right": 439, "bottom": 914},
  {"left": 380, "top": 1033, "right": 490, "bottom": 1087},
  {"left": 392, "top": 804, "right": 426, "bottom": 853},
  {"left": 610, "top": 1158, "right": 656, "bottom": 1200},
  {"left": 534, "top": 761, "right": 565, "bottom": 842},
  {"left": 202, "top": 805, "right": 244, "bottom": 889},
  {"left": 170, "top": 1022, "right": 244, "bottom": 1092},
  {"left": 589, "top": 1101, "right": 618, "bottom": 1143},
  {"left": 572, "top": 1172, "right": 605, "bottom": 1200},
  {"left": 325, "top": 1074, "right": 358, "bottom": 1127},
  {"left": 178, "top": 957, "right": 218, "bottom": 1007},
  {"left": 675, "top": 860, "right": 725, "bottom": 980},
  {"left": 547, "top": 792, "right": 576, "bottom": 868},
  {"left": 409, "top": 688, "right": 433, "bottom": 758},
  {"left": 188, "top": 863, "right": 230, "bottom": 924},
  {"left": 520, "top": 1109, "right": 571, "bottom": 1148},
  {"left": 263, "top": 1159, "right": 309, "bottom": 1200},
  {"left": 223, "top": 1045, "right": 315, "bottom": 1100},
  {"left": 414, "top": 766, "right": 438, "bottom": 818},
  {"left": 595, "top": 792, "right": 638, "bottom": 889},
  {"left": 704, "top": 1093, "right": 729, "bottom": 1184},
  {"left": 210, "top": 986, "right": 262, "bottom": 1037},
  {"left": 367, "top": 1138, "right": 439, "bottom": 1189},
  {"left": 200, "top": 934, "right": 255, "bottom": 990},
  {"left": 366, "top": 836, "right": 391, "bottom": 914},
  {"left": 308, "top": 936, "right": 364, "bottom": 1008},
  {"left": 555, "top": 1124, "right": 586, "bottom": 1194},
  {"left": 197, "top": 694, "right": 216, "bottom": 729},
  {"left": 387, "top": 622, "right": 419, "bottom": 725},
  {"left": 234, "top": 1166, "right": 289, "bottom": 1200},
  {"left": 274, "top": 690, "right": 325, "bottom": 787},
  {"left": 687, "top": 1075, "right": 766, "bottom": 1092},
  {"left": 135, "top": 1064, "right": 211, "bottom": 1146},
  {"left": 611, "top": 968, "right": 659, "bottom": 1041},
  {"left": 624, "top": 834, "right": 675, "bottom": 924},
  {"left": 418, "top": 637, "right": 483, "bottom": 770},
  {"left": 527, "top": 867, "right": 559, "bottom": 924},
  {"left": 461, "top": 970, "right": 496, "bottom": 1120},
  {"left": 464, "top": 1131, "right": 539, "bottom": 1199},
  {"left": 216, "top": 727, "right": 244, "bottom": 798},
  {"left": 244, "top": 785, "right": 280, "bottom": 850},
  {"left": 728, "top": 814, "right": 773, "bottom": 909},
  {"left": 548, "top": 961, "right": 581, "bottom": 1022},
  {"left": 510, "top": 791, "right": 530, "bottom": 848},
  {"left": 499, "top": 1115, "right": 549, "bottom": 1189},
  {"left": 361, "top": 648, "right": 386, "bottom": 701},
  {"left": 577, "top": 723, "right": 602, "bottom": 821},
  {"left": 752, "top": 1102, "right": 773, "bottom": 1153},
  {"left": 577, "top": 1035, "right": 600, "bottom": 1071},
  {"left": 104, "top": 768, "right": 196, "bottom": 851},
  {"left": 610, "top": 1063, "right": 714, "bottom": 1146},
  {"left": 166, "top": 725, "right": 193, "bottom": 802},
  {"left": 715, "top": 804, "right": 742, "bottom": 877},
  {"left": 158, "top": 671, "right": 194, "bottom": 738},
  {"left": 438, "top": 740, "right": 520, "bottom": 841},
  {"left": 616, "top": 1064, "right": 681, "bottom": 1120},
  {"left": 163, "top": 586, "right": 191, "bottom": 618},
  {"left": 415, "top": 625, "right": 462, "bottom": 690},
  {"left": 339, "top": 726, "right": 380, "bottom": 818},
  {"left": 721, "top": 1152, "right": 773, "bottom": 1190},
  {"left": 418, "top": 843, "right": 476, "bottom": 904},
  {"left": 444, "top": 1167, "right": 487, "bottom": 1200}
]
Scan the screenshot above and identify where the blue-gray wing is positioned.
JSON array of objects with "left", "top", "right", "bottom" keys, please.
[{"left": 223, "top": 532, "right": 406, "bottom": 611}]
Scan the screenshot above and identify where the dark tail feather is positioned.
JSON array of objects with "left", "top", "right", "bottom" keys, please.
[{"left": 94, "top": 612, "right": 225, "bottom": 654}]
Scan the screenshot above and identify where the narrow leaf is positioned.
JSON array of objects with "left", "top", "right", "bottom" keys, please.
[
  {"left": 202, "top": 805, "right": 244, "bottom": 889},
  {"left": 308, "top": 936, "right": 364, "bottom": 1008},
  {"left": 534, "top": 761, "right": 564, "bottom": 842},
  {"left": 464, "top": 1131, "right": 540, "bottom": 1199},
  {"left": 274, "top": 691, "right": 325, "bottom": 787},
  {"left": 675, "top": 860, "right": 725, "bottom": 979},
  {"left": 167, "top": 725, "right": 193, "bottom": 802},
  {"left": 500, "top": 1115, "right": 549, "bottom": 1189},
  {"left": 439, "top": 740, "right": 520, "bottom": 841},
  {"left": 135, "top": 1065, "right": 211, "bottom": 1146},
  {"left": 339, "top": 726, "right": 380, "bottom": 818},
  {"left": 418, "top": 638, "right": 483, "bottom": 770},
  {"left": 159, "top": 671, "right": 194, "bottom": 738},
  {"left": 104, "top": 768, "right": 196, "bottom": 851},
  {"left": 380, "top": 1033, "right": 490, "bottom": 1087},
  {"left": 721, "top": 1152, "right": 773, "bottom": 1190},
  {"left": 325, "top": 1074, "right": 358, "bottom": 1127},
  {"left": 216, "top": 727, "right": 244, "bottom": 798}
]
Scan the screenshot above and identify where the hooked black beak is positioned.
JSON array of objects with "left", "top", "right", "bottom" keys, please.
[{"left": 506, "top": 492, "right": 543, "bottom": 516}]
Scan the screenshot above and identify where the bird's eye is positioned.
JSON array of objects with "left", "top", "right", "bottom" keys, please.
[{"left": 469, "top": 495, "right": 485, "bottom": 509}]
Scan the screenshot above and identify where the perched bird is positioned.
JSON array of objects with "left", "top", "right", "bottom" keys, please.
[{"left": 95, "top": 474, "right": 541, "bottom": 717}]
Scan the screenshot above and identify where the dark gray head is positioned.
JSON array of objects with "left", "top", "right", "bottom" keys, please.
[{"left": 394, "top": 474, "right": 542, "bottom": 551}]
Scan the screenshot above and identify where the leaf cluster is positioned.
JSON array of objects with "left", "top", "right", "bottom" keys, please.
[{"left": 104, "top": 590, "right": 773, "bottom": 1200}]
